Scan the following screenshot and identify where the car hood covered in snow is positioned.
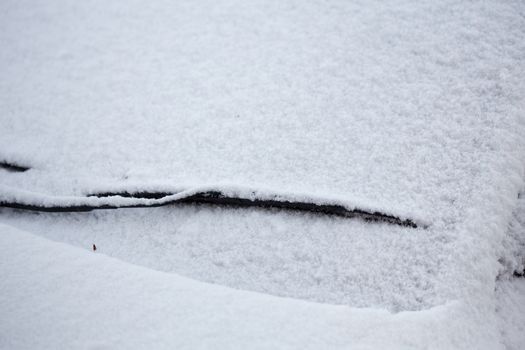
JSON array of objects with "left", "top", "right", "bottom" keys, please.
[{"left": 1, "top": 0, "right": 525, "bottom": 349}]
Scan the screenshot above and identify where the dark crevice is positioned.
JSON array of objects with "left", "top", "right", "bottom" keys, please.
[
  {"left": 89, "top": 192, "right": 171, "bottom": 199},
  {"left": 180, "top": 191, "right": 418, "bottom": 227},
  {"left": 1, "top": 190, "right": 419, "bottom": 228},
  {"left": 0, "top": 161, "right": 30, "bottom": 172}
]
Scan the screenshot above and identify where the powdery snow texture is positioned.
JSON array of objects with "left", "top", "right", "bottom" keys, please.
[
  {"left": 1, "top": 0, "right": 525, "bottom": 349},
  {"left": 1, "top": 0, "right": 524, "bottom": 224},
  {"left": 0, "top": 224, "right": 485, "bottom": 350}
]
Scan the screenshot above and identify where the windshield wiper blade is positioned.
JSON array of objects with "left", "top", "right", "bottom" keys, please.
[{"left": 1, "top": 190, "right": 420, "bottom": 228}]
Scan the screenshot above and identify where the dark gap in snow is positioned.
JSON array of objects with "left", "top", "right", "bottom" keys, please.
[
  {"left": 179, "top": 191, "right": 419, "bottom": 228},
  {"left": 513, "top": 270, "right": 524, "bottom": 278},
  {"left": 0, "top": 161, "right": 30, "bottom": 172},
  {"left": 89, "top": 192, "right": 171, "bottom": 199},
  {"left": 1, "top": 190, "right": 419, "bottom": 228}
]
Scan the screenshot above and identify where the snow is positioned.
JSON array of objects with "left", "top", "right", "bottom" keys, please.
[
  {"left": 0, "top": 207, "right": 440, "bottom": 311},
  {"left": 496, "top": 278, "right": 525, "bottom": 350},
  {"left": 495, "top": 189, "right": 525, "bottom": 350},
  {"left": 0, "top": 224, "right": 489, "bottom": 350},
  {"left": 500, "top": 190, "right": 525, "bottom": 276},
  {"left": 1, "top": 0, "right": 525, "bottom": 223},
  {"left": 1, "top": 0, "right": 525, "bottom": 348}
]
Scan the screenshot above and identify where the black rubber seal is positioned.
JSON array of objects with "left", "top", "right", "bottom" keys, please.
[{"left": 1, "top": 190, "right": 419, "bottom": 228}]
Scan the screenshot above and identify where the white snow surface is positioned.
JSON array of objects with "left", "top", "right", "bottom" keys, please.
[
  {"left": 496, "top": 278, "right": 525, "bottom": 350},
  {"left": 0, "top": 207, "right": 439, "bottom": 312},
  {"left": 0, "top": 224, "right": 494, "bottom": 349},
  {"left": 1, "top": 0, "right": 525, "bottom": 348},
  {"left": 1, "top": 0, "right": 524, "bottom": 222}
]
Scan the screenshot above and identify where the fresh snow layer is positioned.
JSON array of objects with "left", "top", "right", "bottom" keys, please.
[
  {"left": 1, "top": 0, "right": 525, "bottom": 223},
  {"left": 0, "top": 206, "right": 441, "bottom": 312},
  {"left": 496, "top": 278, "right": 525, "bottom": 350},
  {"left": 0, "top": 224, "right": 495, "bottom": 350},
  {"left": 1, "top": 0, "right": 525, "bottom": 348},
  {"left": 494, "top": 191, "right": 525, "bottom": 350}
]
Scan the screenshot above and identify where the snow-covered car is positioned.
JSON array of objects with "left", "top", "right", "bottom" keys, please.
[{"left": 1, "top": 1, "right": 524, "bottom": 349}]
